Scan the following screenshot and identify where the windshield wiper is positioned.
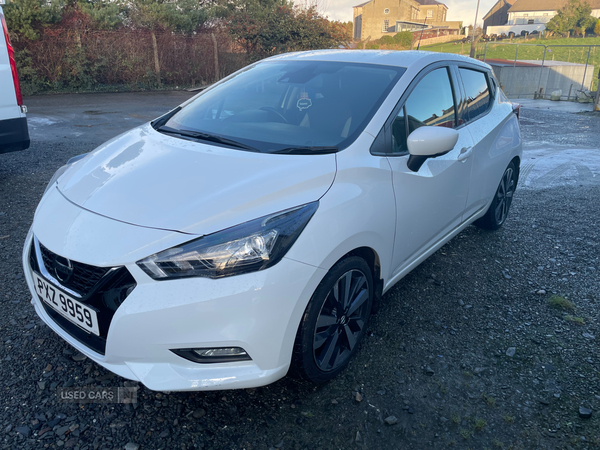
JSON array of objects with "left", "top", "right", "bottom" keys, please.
[
  {"left": 270, "top": 146, "right": 338, "bottom": 155},
  {"left": 157, "top": 125, "right": 259, "bottom": 152}
]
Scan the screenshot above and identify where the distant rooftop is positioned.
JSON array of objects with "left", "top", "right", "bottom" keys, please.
[
  {"left": 415, "top": 0, "right": 447, "bottom": 6},
  {"left": 353, "top": 0, "right": 449, "bottom": 8},
  {"left": 509, "top": 0, "right": 600, "bottom": 13}
]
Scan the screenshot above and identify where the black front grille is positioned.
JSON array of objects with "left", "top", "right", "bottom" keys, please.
[
  {"left": 29, "top": 240, "right": 136, "bottom": 355},
  {"left": 39, "top": 243, "right": 110, "bottom": 297}
]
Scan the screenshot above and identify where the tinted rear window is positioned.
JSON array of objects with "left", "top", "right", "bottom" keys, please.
[{"left": 460, "top": 68, "right": 491, "bottom": 121}]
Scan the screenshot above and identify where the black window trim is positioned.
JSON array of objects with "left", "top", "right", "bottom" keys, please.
[
  {"left": 370, "top": 61, "right": 460, "bottom": 157},
  {"left": 455, "top": 64, "right": 496, "bottom": 125}
]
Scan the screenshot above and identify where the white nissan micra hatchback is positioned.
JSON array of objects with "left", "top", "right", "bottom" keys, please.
[{"left": 23, "top": 50, "right": 521, "bottom": 391}]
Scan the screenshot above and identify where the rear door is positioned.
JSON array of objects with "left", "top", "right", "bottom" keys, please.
[{"left": 454, "top": 65, "right": 518, "bottom": 219}]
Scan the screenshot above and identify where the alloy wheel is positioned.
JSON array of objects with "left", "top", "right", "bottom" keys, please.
[
  {"left": 313, "top": 269, "right": 370, "bottom": 372},
  {"left": 494, "top": 167, "right": 515, "bottom": 225}
]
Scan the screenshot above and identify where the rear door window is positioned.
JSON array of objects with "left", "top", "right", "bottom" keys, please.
[{"left": 459, "top": 68, "right": 491, "bottom": 122}]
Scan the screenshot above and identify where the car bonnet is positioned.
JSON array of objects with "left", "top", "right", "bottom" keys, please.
[{"left": 56, "top": 124, "right": 337, "bottom": 236}]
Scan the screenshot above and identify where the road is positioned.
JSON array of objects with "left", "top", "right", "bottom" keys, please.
[{"left": 0, "top": 92, "right": 599, "bottom": 450}]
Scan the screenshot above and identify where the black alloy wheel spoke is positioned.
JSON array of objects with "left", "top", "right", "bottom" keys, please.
[
  {"left": 343, "top": 324, "right": 357, "bottom": 349},
  {"left": 316, "top": 313, "right": 337, "bottom": 329},
  {"left": 318, "top": 332, "right": 340, "bottom": 369},
  {"left": 347, "top": 289, "right": 368, "bottom": 317},
  {"left": 341, "top": 272, "right": 353, "bottom": 310},
  {"left": 331, "top": 283, "right": 343, "bottom": 312}
]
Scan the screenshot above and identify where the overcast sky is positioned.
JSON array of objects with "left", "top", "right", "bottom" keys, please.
[{"left": 318, "top": 0, "right": 500, "bottom": 26}]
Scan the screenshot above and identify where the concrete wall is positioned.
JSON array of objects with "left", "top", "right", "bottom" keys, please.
[
  {"left": 490, "top": 63, "right": 596, "bottom": 99},
  {"left": 429, "top": 20, "right": 463, "bottom": 29},
  {"left": 412, "top": 34, "right": 464, "bottom": 47},
  {"left": 486, "top": 23, "right": 546, "bottom": 36}
]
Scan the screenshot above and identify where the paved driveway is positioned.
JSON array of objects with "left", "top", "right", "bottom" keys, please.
[{"left": 1, "top": 92, "right": 599, "bottom": 450}]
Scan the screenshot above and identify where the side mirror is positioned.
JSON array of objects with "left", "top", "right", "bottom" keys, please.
[{"left": 406, "top": 126, "right": 459, "bottom": 172}]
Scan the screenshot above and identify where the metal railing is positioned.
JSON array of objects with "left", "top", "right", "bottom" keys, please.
[{"left": 478, "top": 42, "right": 600, "bottom": 100}]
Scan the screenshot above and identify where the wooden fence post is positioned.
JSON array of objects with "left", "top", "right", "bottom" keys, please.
[
  {"left": 151, "top": 31, "right": 161, "bottom": 86},
  {"left": 211, "top": 33, "right": 219, "bottom": 82}
]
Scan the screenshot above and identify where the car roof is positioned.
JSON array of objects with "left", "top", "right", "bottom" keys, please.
[{"left": 267, "top": 50, "right": 491, "bottom": 72}]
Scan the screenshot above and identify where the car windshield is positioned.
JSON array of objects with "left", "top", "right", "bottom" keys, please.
[{"left": 161, "top": 60, "right": 405, "bottom": 154}]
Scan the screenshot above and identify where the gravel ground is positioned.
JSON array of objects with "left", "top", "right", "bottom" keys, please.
[{"left": 0, "top": 97, "right": 599, "bottom": 450}]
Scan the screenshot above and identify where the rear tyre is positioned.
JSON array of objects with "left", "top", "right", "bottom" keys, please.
[
  {"left": 292, "top": 257, "right": 373, "bottom": 383},
  {"left": 474, "top": 160, "right": 518, "bottom": 230}
]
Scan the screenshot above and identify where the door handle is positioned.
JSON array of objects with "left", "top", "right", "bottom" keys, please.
[{"left": 457, "top": 146, "right": 472, "bottom": 161}]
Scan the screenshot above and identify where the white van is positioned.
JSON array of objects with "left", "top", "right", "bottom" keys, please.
[{"left": 0, "top": 1, "right": 29, "bottom": 153}]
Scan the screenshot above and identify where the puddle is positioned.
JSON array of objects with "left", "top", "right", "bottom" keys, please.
[
  {"left": 27, "top": 116, "right": 58, "bottom": 126},
  {"left": 520, "top": 148, "right": 600, "bottom": 190},
  {"left": 83, "top": 110, "right": 119, "bottom": 115}
]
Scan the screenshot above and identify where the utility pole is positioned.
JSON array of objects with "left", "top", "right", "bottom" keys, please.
[
  {"left": 469, "top": 0, "right": 481, "bottom": 58},
  {"left": 416, "top": 17, "right": 427, "bottom": 50}
]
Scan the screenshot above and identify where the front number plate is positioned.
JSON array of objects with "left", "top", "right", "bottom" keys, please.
[{"left": 33, "top": 273, "right": 100, "bottom": 336}]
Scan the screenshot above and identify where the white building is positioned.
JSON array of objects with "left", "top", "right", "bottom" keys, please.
[{"left": 487, "top": 0, "right": 600, "bottom": 37}]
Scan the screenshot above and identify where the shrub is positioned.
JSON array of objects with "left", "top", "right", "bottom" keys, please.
[
  {"left": 379, "top": 35, "right": 395, "bottom": 45},
  {"left": 393, "top": 31, "right": 413, "bottom": 47}
]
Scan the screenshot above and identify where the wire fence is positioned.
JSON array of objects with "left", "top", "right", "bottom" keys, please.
[
  {"left": 477, "top": 42, "right": 599, "bottom": 100},
  {"left": 15, "top": 29, "right": 249, "bottom": 93}
]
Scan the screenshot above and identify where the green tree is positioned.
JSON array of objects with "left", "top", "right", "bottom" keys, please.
[
  {"left": 226, "top": 0, "right": 346, "bottom": 58},
  {"left": 127, "top": 0, "right": 211, "bottom": 34},
  {"left": 80, "top": 0, "right": 128, "bottom": 30},
  {"left": 545, "top": 0, "right": 597, "bottom": 36},
  {"left": 338, "top": 20, "right": 353, "bottom": 40},
  {"left": 3, "top": 0, "right": 63, "bottom": 40},
  {"left": 594, "top": 19, "right": 600, "bottom": 35}
]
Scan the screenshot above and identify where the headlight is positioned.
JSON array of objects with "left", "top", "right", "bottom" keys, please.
[
  {"left": 43, "top": 153, "right": 89, "bottom": 195},
  {"left": 137, "top": 202, "right": 319, "bottom": 280}
]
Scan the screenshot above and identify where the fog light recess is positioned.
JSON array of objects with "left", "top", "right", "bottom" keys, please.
[{"left": 171, "top": 347, "right": 252, "bottom": 364}]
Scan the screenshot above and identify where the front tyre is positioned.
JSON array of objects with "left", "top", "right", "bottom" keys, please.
[
  {"left": 475, "top": 160, "right": 518, "bottom": 230},
  {"left": 292, "top": 257, "right": 373, "bottom": 383}
]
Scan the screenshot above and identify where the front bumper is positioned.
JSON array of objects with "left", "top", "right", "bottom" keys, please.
[{"left": 22, "top": 192, "right": 326, "bottom": 391}]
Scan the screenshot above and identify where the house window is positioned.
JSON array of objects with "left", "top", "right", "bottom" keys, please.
[
  {"left": 383, "top": 20, "right": 389, "bottom": 32},
  {"left": 384, "top": 8, "right": 389, "bottom": 14},
  {"left": 427, "top": 10, "right": 433, "bottom": 18},
  {"left": 528, "top": 19, "right": 534, "bottom": 24}
]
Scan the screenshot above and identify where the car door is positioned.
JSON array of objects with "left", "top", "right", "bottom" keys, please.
[
  {"left": 371, "top": 64, "right": 475, "bottom": 279},
  {"left": 456, "top": 65, "right": 520, "bottom": 220}
]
